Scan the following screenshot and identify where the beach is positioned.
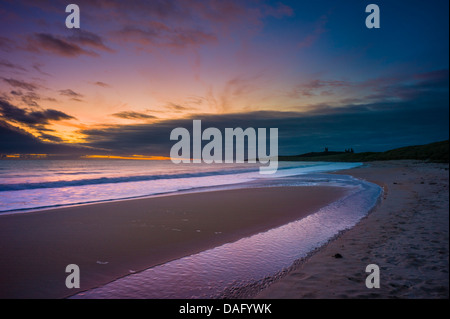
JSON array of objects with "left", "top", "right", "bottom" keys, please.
[
  {"left": 256, "top": 160, "right": 449, "bottom": 298},
  {"left": 0, "top": 160, "right": 447, "bottom": 299},
  {"left": 0, "top": 185, "right": 346, "bottom": 299}
]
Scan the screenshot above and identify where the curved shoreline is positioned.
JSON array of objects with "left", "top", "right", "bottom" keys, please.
[
  {"left": 70, "top": 175, "right": 380, "bottom": 299},
  {"left": 256, "top": 161, "right": 449, "bottom": 299},
  {"left": 0, "top": 184, "right": 348, "bottom": 298}
]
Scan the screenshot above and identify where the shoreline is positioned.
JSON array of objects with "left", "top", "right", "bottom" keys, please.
[
  {"left": 0, "top": 162, "right": 363, "bottom": 216},
  {"left": 0, "top": 184, "right": 348, "bottom": 299},
  {"left": 255, "top": 160, "right": 449, "bottom": 298},
  {"left": 1, "top": 160, "right": 446, "bottom": 299}
]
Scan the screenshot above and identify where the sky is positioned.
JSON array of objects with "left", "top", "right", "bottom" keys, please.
[{"left": 0, "top": 0, "right": 448, "bottom": 157}]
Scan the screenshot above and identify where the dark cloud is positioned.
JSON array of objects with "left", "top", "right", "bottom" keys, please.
[
  {"left": 38, "top": 133, "right": 63, "bottom": 143},
  {"left": 19, "top": 91, "right": 41, "bottom": 107},
  {"left": 65, "top": 0, "right": 293, "bottom": 24},
  {"left": 2, "top": 79, "right": 448, "bottom": 156},
  {"left": 10, "top": 90, "right": 22, "bottom": 96},
  {"left": 2, "top": 78, "right": 37, "bottom": 91},
  {"left": 0, "top": 119, "right": 89, "bottom": 155},
  {"left": 71, "top": 0, "right": 290, "bottom": 50},
  {"left": 8, "top": 90, "right": 57, "bottom": 107},
  {"left": 79, "top": 122, "right": 175, "bottom": 154},
  {"left": 59, "top": 89, "right": 83, "bottom": 97},
  {"left": 7, "top": 0, "right": 294, "bottom": 56},
  {"left": 58, "top": 89, "right": 84, "bottom": 101},
  {"left": 78, "top": 102, "right": 448, "bottom": 156},
  {"left": 68, "top": 30, "right": 114, "bottom": 53},
  {"left": 364, "top": 69, "right": 450, "bottom": 102},
  {"left": 76, "top": 73, "right": 449, "bottom": 156},
  {"left": 0, "top": 120, "right": 50, "bottom": 153},
  {"left": 9, "top": 90, "right": 42, "bottom": 107},
  {"left": 111, "top": 111, "right": 157, "bottom": 120},
  {"left": 26, "top": 33, "right": 98, "bottom": 57},
  {"left": 413, "top": 69, "right": 449, "bottom": 89},
  {"left": 0, "top": 98, "right": 75, "bottom": 126}
]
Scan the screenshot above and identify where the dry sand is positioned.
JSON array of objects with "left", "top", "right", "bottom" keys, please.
[
  {"left": 256, "top": 161, "right": 449, "bottom": 299},
  {"left": 0, "top": 185, "right": 346, "bottom": 299}
]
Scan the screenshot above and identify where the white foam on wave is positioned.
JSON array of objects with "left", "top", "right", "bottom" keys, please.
[{"left": 0, "top": 161, "right": 362, "bottom": 214}]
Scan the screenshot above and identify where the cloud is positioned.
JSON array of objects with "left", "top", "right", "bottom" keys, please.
[
  {"left": 414, "top": 68, "right": 449, "bottom": 79},
  {"left": 6, "top": 88, "right": 58, "bottom": 107},
  {"left": 22, "top": 30, "right": 112, "bottom": 58},
  {"left": 32, "top": 63, "right": 51, "bottom": 76},
  {"left": 111, "top": 111, "right": 157, "bottom": 120},
  {"left": 17, "top": 91, "right": 41, "bottom": 107},
  {"left": 0, "top": 59, "right": 26, "bottom": 71},
  {"left": 0, "top": 98, "right": 75, "bottom": 126},
  {"left": 0, "top": 119, "right": 88, "bottom": 155},
  {"left": 164, "top": 103, "right": 197, "bottom": 112},
  {"left": 99, "top": 0, "right": 292, "bottom": 50},
  {"left": 58, "top": 89, "right": 84, "bottom": 101},
  {"left": 93, "top": 81, "right": 111, "bottom": 88},
  {"left": 361, "top": 69, "right": 450, "bottom": 103},
  {"left": 113, "top": 25, "right": 217, "bottom": 50},
  {"left": 9, "top": 1, "right": 294, "bottom": 56},
  {"left": 38, "top": 133, "right": 63, "bottom": 142},
  {"left": 2, "top": 69, "right": 447, "bottom": 156},
  {"left": 289, "top": 79, "right": 351, "bottom": 98},
  {"left": 76, "top": 99, "right": 448, "bottom": 157},
  {"left": 68, "top": 30, "right": 114, "bottom": 53},
  {"left": 2, "top": 78, "right": 38, "bottom": 91},
  {"left": 75, "top": 72, "right": 449, "bottom": 156},
  {"left": 287, "top": 69, "right": 450, "bottom": 108},
  {"left": 0, "top": 119, "right": 50, "bottom": 153},
  {"left": 25, "top": 33, "right": 98, "bottom": 57}
]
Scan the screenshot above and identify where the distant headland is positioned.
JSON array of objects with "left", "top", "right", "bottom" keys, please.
[{"left": 278, "top": 140, "right": 449, "bottom": 163}]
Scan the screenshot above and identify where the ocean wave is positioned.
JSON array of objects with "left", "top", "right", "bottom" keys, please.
[{"left": 0, "top": 167, "right": 260, "bottom": 191}]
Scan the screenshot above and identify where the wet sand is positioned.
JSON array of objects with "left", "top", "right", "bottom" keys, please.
[
  {"left": 256, "top": 161, "right": 449, "bottom": 299},
  {"left": 0, "top": 185, "right": 347, "bottom": 299}
]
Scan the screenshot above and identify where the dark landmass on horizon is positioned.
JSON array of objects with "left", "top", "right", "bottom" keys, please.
[
  {"left": 1, "top": 140, "right": 448, "bottom": 163},
  {"left": 279, "top": 140, "right": 449, "bottom": 163}
]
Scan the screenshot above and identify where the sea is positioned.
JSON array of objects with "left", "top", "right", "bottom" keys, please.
[
  {"left": 0, "top": 159, "right": 365, "bottom": 214},
  {"left": 0, "top": 159, "right": 383, "bottom": 298}
]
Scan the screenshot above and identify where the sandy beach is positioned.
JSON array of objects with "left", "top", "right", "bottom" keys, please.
[
  {"left": 0, "top": 185, "right": 346, "bottom": 299},
  {"left": 256, "top": 160, "right": 449, "bottom": 299},
  {"left": 0, "top": 160, "right": 447, "bottom": 299}
]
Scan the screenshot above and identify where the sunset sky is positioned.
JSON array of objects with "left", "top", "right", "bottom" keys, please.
[{"left": 0, "top": 0, "right": 448, "bottom": 156}]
